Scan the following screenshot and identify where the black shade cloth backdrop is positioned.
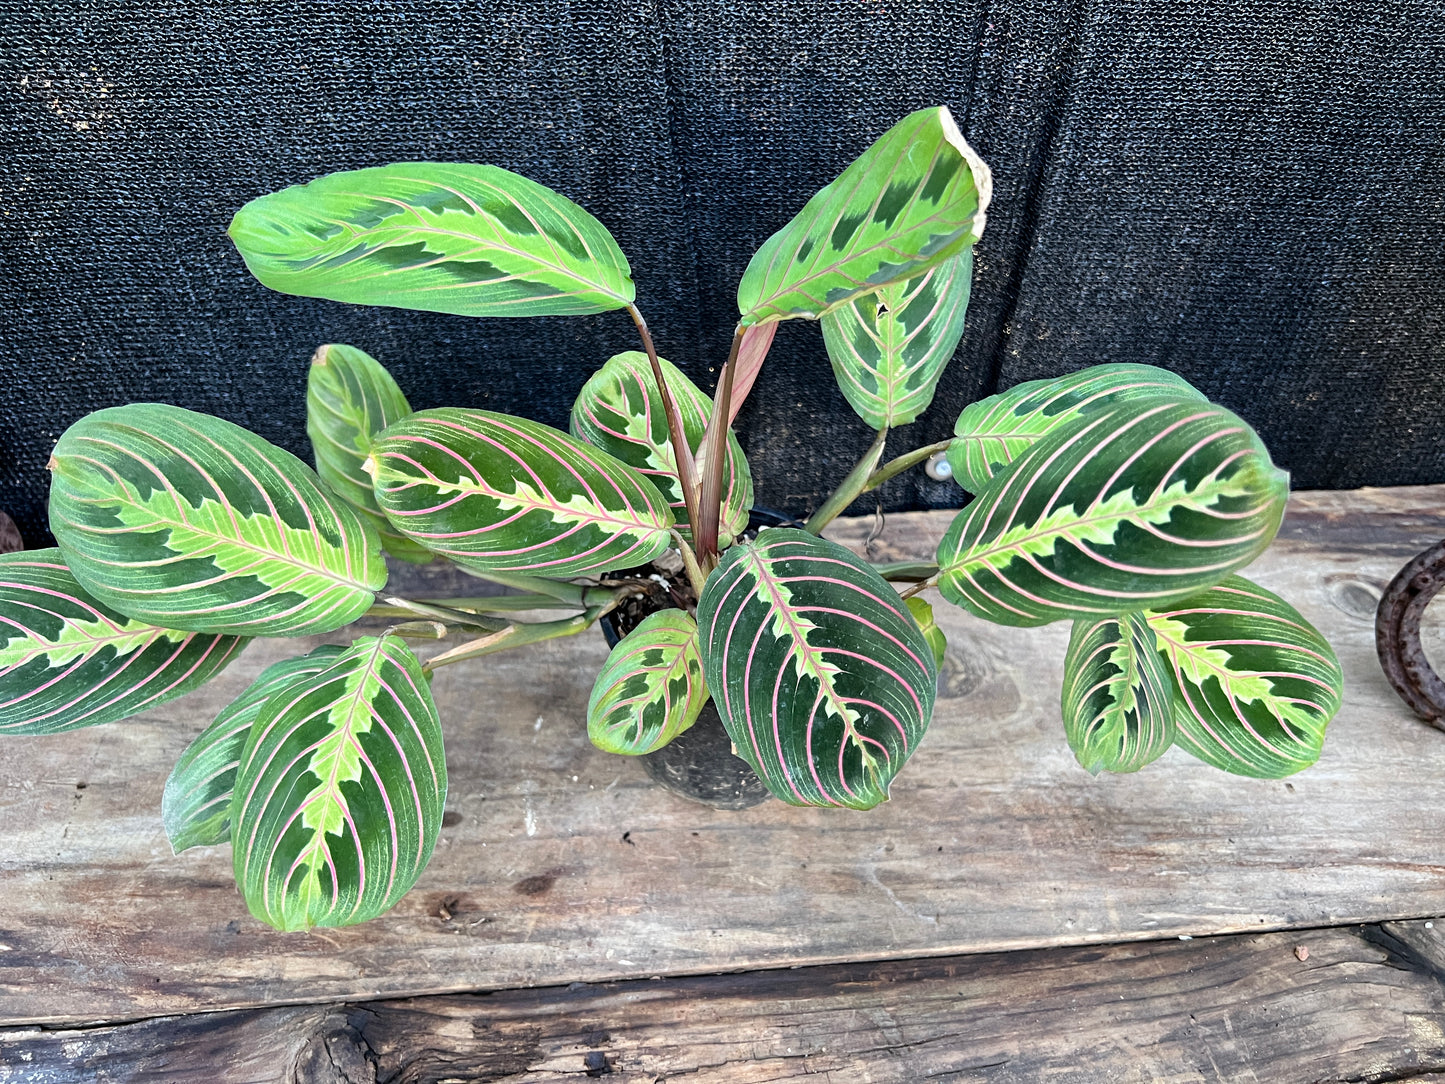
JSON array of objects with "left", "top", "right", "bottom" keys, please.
[{"left": 2, "top": 2, "right": 1442, "bottom": 547}]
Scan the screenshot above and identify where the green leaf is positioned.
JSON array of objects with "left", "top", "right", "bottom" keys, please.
[
  {"left": 936, "top": 398, "right": 1289, "bottom": 627},
  {"left": 948, "top": 364, "right": 1207, "bottom": 493},
  {"left": 905, "top": 596, "right": 947, "bottom": 670},
  {"left": 232, "top": 635, "right": 445, "bottom": 930},
  {"left": 48, "top": 404, "right": 387, "bottom": 637},
  {"left": 369, "top": 408, "right": 675, "bottom": 577},
  {"left": 1061, "top": 612, "right": 1175, "bottom": 774},
  {"left": 1147, "top": 575, "right": 1343, "bottom": 778},
  {"left": 737, "top": 106, "right": 991, "bottom": 326},
  {"left": 0, "top": 549, "right": 247, "bottom": 735},
  {"left": 588, "top": 609, "right": 708, "bottom": 755},
  {"left": 163, "top": 645, "right": 346, "bottom": 852},
  {"left": 697, "top": 529, "right": 937, "bottom": 809},
  {"left": 570, "top": 351, "right": 752, "bottom": 546},
  {"left": 822, "top": 249, "right": 973, "bottom": 429},
  {"left": 307, "top": 344, "right": 433, "bottom": 565},
  {"left": 229, "top": 163, "right": 634, "bottom": 318}
]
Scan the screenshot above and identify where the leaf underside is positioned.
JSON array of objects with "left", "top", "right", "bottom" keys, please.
[
  {"left": 697, "top": 529, "right": 937, "bottom": 810},
  {"left": 229, "top": 162, "right": 634, "bottom": 318},
  {"left": 822, "top": 249, "right": 973, "bottom": 429},
  {"left": 164, "top": 644, "right": 346, "bottom": 852},
  {"left": 48, "top": 403, "right": 387, "bottom": 637},
  {"left": 570, "top": 351, "right": 752, "bottom": 545},
  {"left": 0, "top": 549, "right": 248, "bottom": 736},
  {"left": 737, "top": 105, "right": 991, "bottom": 325},
  {"left": 232, "top": 635, "right": 445, "bottom": 931},
  {"left": 1061, "top": 611, "right": 1175, "bottom": 774},
  {"left": 936, "top": 398, "right": 1289, "bottom": 627},
  {"left": 1148, "top": 574, "right": 1343, "bottom": 778},
  {"left": 948, "top": 364, "right": 1208, "bottom": 494},
  {"left": 307, "top": 344, "right": 432, "bottom": 564},
  {"left": 370, "top": 408, "right": 675, "bottom": 577},
  {"left": 588, "top": 609, "right": 708, "bottom": 755}
]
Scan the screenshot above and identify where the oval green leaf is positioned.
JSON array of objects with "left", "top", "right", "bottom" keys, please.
[
  {"left": 936, "top": 398, "right": 1289, "bottom": 627},
  {"left": 948, "top": 364, "right": 1207, "bottom": 494},
  {"left": 232, "top": 635, "right": 445, "bottom": 930},
  {"left": 905, "top": 596, "right": 947, "bottom": 670},
  {"left": 229, "top": 163, "right": 634, "bottom": 318},
  {"left": 1061, "top": 612, "right": 1175, "bottom": 774},
  {"left": 0, "top": 549, "right": 248, "bottom": 736},
  {"left": 737, "top": 105, "right": 991, "bottom": 325},
  {"left": 1147, "top": 575, "right": 1343, "bottom": 778},
  {"left": 307, "top": 344, "right": 432, "bottom": 564},
  {"left": 163, "top": 644, "right": 346, "bottom": 852},
  {"left": 588, "top": 609, "right": 708, "bottom": 755},
  {"left": 48, "top": 404, "right": 387, "bottom": 637},
  {"left": 369, "top": 408, "right": 674, "bottom": 577},
  {"left": 822, "top": 249, "right": 973, "bottom": 429},
  {"left": 697, "top": 529, "right": 937, "bottom": 810},
  {"left": 570, "top": 351, "right": 752, "bottom": 546}
]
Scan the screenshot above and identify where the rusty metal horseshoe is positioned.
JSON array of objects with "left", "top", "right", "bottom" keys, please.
[{"left": 1375, "top": 538, "right": 1445, "bottom": 727}]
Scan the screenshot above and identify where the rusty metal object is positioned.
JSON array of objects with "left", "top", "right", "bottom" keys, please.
[
  {"left": 0, "top": 511, "right": 21, "bottom": 555},
  {"left": 1375, "top": 538, "right": 1445, "bottom": 726}
]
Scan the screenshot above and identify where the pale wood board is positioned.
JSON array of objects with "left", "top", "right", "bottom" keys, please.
[
  {"left": 0, "top": 485, "right": 1440, "bottom": 1025},
  {"left": 5, "top": 918, "right": 1445, "bottom": 1082}
]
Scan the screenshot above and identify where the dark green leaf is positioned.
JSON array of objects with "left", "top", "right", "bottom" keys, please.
[
  {"left": 1061, "top": 612, "right": 1175, "bottom": 774},
  {"left": 0, "top": 550, "right": 247, "bottom": 736},
  {"left": 229, "top": 163, "right": 634, "bottom": 318},
  {"left": 48, "top": 404, "right": 387, "bottom": 636},
  {"left": 232, "top": 635, "right": 445, "bottom": 930}
]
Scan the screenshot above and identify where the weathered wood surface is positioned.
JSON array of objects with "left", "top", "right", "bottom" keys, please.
[
  {"left": 0, "top": 485, "right": 1440, "bottom": 1025},
  {"left": 6, "top": 918, "right": 1445, "bottom": 1082}
]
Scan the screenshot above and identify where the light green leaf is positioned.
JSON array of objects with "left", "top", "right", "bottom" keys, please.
[
  {"left": 588, "top": 609, "right": 708, "bottom": 755},
  {"left": 570, "top": 351, "right": 752, "bottom": 547},
  {"left": 905, "top": 596, "right": 947, "bottom": 670},
  {"left": 369, "top": 408, "right": 674, "bottom": 577},
  {"left": 229, "top": 163, "right": 634, "bottom": 318},
  {"left": 737, "top": 106, "right": 990, "bottom": 326},
  {"left": 1148, "top": 575, "right": 1343, "bottom": 778},
  {"left": 948, "top": 364, "right": 1207, "bottom": 493},
  {"left": 0, "top": 549, "right": 247, "bottom": 736},
  {"left": 936, "top": 398, "right": 1289, "bottom": 627},
  {"left": 822, "top": 249, "right": 973, "bottom": 429},
  {"left": 48, "top": 404, "right": 387, "bottom": 637},
  {"left": 1061, "top": 612, "right": 1175, "bottom": 774},
  {"left": 307, "top": 344, "right": 432, "bottom": 564},
  {"left": 232, "top": 635, "right": 445, "bottom": 930},
  {"left": 697, "top": 530, "right": 937, "bottom": 809},
  {"left": 163, "top": 644, "right": 346, "bottom": 852}
]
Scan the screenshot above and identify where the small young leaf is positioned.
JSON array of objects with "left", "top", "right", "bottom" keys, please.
[
  {"left": 163, "top": 644, "right": 346, "bottom": 852},
  {"left": 905, "top": 596, "right": 947, "bottom": 670},
  {"left": 947, "top": 364, "right": 1207, "bottom": 493},
  {"left": 232, "top": 635, "right": 445, "bottom": 930},
  {"left": 1147, "top": 575, "right": 1343, "bottom": 778},
  {"left": 588, "top": 609, "right": 708, "bottom": 755},
  {"left": 48, "top": 404, "right": 387, "bottom": 637},
  {"left": 0, "top": 550, "right": 248, "bottom": 735},
  {"left": 697, "top": 529, "right": 937, "bottom": 809},
  {"left": 737, "top": 106, "right": 991, "bottom": 325},
  {"left": 570, "top": 351, "right": 752, "bottom": 546},
  {"left": 229, "top": 163, "right": 634, "bottom": 318},
  {"left": 1061, "top": 612, "right": 1175, "bottom": 774},
  {"left": 822, "top": 249, "right": 973, "bottom": 429},
  {"left": 307, "top": 344, "right": 432, "bottom": 564},
  {"left": 369, "top": 408, "right": 674, "bottom": 577},
  {"left": 936, "top": 398, "right": 1289, "bottom": 627}
]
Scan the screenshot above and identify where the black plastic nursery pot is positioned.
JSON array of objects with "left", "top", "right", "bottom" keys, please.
[{"left": 598, "top": 507, "right": 802, "bottom": 810}]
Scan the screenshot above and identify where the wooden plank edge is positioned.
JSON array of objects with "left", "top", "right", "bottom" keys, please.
[{"left": 6, "top": 917, "right": 1445, "bottom": 1083}]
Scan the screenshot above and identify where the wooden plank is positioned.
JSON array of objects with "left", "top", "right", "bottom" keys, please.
[
  {"left": 0, "top": 485, "right": 1440, "bottom": 1024},
  {"left": 5, "top": 919, "right": 1445, "bottom": 1082}
]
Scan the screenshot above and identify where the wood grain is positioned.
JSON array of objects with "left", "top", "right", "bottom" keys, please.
[
  {"left": 5, "top": 919, "right": 1445, "bottom": 1082},
  {"left": 0, "top": 485, "right": 1440, "bottom": 1025}
]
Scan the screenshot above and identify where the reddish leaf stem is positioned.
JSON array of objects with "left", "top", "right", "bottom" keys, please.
[
  {"left": 696, "top": 324, "right": 746, "bottom": 564},
  {"left": 627, "top": 304, "right": 701, "bottom": 539}
]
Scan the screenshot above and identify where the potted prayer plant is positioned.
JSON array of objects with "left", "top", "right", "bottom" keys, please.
[{"left": 1, "top": 106, "right": 1343, "bottom": 931}]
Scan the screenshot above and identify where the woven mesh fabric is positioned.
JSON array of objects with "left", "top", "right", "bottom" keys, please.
[{"left": 3, "top": 2, "right": 1442, "bottom": 545}]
